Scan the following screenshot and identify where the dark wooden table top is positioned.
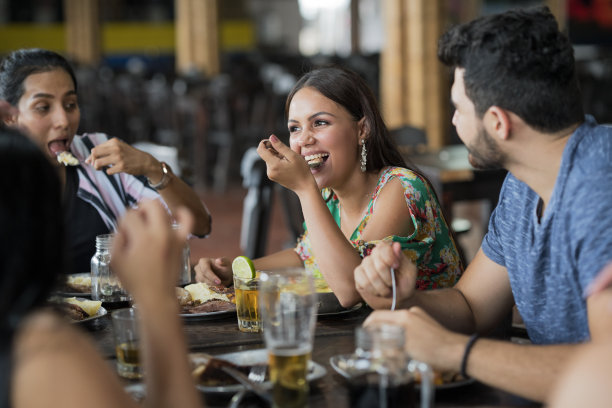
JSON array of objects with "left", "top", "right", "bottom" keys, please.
[{"left": 81, "top": 304, "right": 541, "bottom": 408}]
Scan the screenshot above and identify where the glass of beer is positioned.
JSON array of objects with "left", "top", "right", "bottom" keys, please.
[
  {"left": 234, "top": 271, "right": 261, "bottom": 332},
  {"left": 259, "top": 267, "right": 317, "bottom": 408},
  {"left": 111, "top": 308, "right": 143, "bottom": 379}
]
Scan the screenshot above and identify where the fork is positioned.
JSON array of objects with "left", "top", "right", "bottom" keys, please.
[
  {"left": 390, "top": 267, "right": 397, "bottom": 311},
  {"left": 228, "top": 364, "right": 268, "bottom": 408}
]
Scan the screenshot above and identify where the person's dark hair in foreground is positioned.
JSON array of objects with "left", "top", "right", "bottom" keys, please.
[
  {"left": 0, "top": 127, "right": 202, "bottom": 408},
  {"left": 437, "top": 5, "right": 584, "bottom": 132}
]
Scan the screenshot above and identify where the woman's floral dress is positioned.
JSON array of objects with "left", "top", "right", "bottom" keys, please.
[{"left": 295, "top": 166, "right": 463, "bottom": 290}]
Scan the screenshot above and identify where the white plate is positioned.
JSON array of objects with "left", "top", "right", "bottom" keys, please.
[
  {"left": 179, "top": 308, "right": 236, "bottom": 320},
  {"left": 55, "top": 272, "right": 92, "bottom": 298},
  {"left": 329, "top": 353, "right": 475, "bottom": 390},
  {"left": 318, "top": 302, "right": 363, "bottom": 317},
  {"left": 194, "top": 348, "right": 326, "bottom": 394},
  {"left": 76, "top": 304, "right": 107, "bottom": 324}
]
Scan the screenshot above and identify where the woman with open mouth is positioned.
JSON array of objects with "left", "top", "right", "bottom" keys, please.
[
  {"left": 195, "top": 66, "right": 463, "bottom": 309},
  {"left": 0, "top": 48, "right": 211, "bottom": 274}
]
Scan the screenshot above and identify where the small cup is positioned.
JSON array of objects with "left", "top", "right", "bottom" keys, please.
[
  {"left": 234, "top": 272, "right": 261, "bottom": 332},
  {"left": 350, "top": 323, "right": 434, "bottom": 408},
  {"left": 111, "top": 308, "right": 143, "bottom": 379}
]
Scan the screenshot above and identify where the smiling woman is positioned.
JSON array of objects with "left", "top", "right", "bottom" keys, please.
[
  {"left": 194, "top": 66, "right": 463, "bottom": 310},
  {"left": 0, "top": 48, "right": 211, "bottom": 274}
]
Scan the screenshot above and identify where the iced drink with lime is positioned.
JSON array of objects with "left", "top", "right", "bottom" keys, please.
[{"left": 233, "top": 256, "right": 261, "bottom": 332}]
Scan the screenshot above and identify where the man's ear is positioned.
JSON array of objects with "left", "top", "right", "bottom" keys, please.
[{"left": 484, "top": 106, "right": 511, "bottom": 140}]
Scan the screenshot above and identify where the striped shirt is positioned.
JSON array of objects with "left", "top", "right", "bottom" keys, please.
[{"left": 70, "top": 133, "right": 165, "bottom": 231}]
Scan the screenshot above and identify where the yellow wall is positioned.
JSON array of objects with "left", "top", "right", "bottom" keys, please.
[{"left": 0, "top": 20, "right": 255, "bottom": 55}]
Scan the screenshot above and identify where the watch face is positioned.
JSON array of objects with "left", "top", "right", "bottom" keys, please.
[{"left": 149, "top": 162, "right": 171, "bottom": 189}]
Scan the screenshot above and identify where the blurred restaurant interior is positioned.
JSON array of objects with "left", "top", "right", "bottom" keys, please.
[{"left": 1, "top": 0, "right": 611, "bottom": 261}]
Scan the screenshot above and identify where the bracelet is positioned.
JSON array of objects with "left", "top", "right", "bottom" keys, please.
[
  {"left": 460, "top": 333, "right": 480, "bottom": 380},
  {"left": 148, "top": 161, "right": 172, "bottom": 190}
]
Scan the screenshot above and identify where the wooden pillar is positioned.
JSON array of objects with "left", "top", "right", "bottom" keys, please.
[
  {"left": 546, "top": 0, "right": 567, "bottom": 31},
  {"left": 64, "top": 0, "right": 101, "bottom": 65},
  {"left": 175, "top": 0, "right": 219, "bottom": 77},
  {"left": 350, "top": 0, "right": 360, "bottom": 54},
  {"left": 381, "top": 0, "right": 448, "bottom": 149},
  {"left": 380, "top": 0, "right": 406, "bottom": 129}
]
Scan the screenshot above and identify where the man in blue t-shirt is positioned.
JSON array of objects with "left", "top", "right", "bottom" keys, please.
[{"left": 353, "top": 6, "right": 612, "bottom": 403}]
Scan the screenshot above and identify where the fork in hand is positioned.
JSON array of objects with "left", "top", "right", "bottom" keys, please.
[
  {"left": 390, "top": 268, "right": 397, "bottom": 311},
  {"left": 228, "top": 364, "right": 268, "bottom": 408}
]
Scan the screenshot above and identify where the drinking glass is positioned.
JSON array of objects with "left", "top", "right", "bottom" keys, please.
[
  {"left": 173, "top": 223, "right": 191, "bottom": 286},
  {"left": 234, "top": 271, "right": 261, "bottom": 332},
  {"left": 259, "top": 267, "right": 317, "bottom": 408},
  {"left": 111, "top": 308, "right": 143, "bottom": 379},
  {"left": 349, "top": 323, "right": 434, "bottom": 408}
]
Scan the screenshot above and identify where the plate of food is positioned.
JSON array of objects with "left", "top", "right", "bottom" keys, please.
[
  {"left": 191, "top": 348, "right": 326, "bottom": 394},
  {"left": 55, "top": 273, "right": 92, "bottom": 297},
  {"left": 51, "top": 296, "right": 107, "bottom": 324},
  {"left": 329, "top": 354, "right": 474, "bottom": 390},
  {"left": 176, "top": 282, "right": 237, "bottom": 320}
]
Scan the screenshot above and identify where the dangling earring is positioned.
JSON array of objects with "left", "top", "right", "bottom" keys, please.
[{"left": 360, "top": 139, "right": 367, "bottom": 172}]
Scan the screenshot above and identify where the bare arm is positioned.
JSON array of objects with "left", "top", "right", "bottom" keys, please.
[
  {"left": 111, "top": 201, "right": 202, "bottom": 408},
  {"left": 87, "top": 138, "right": 211, "bottom": 236},
  {"left": 258, "top": 137, "right": 414, "bottom": 307},
  {"left": 362, "top": 247, "right": 609, "bottom": 402}
]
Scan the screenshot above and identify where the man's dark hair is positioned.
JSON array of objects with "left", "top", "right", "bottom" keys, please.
[{"left": 438, "top": 6, "right": 584, "bottom": 132}]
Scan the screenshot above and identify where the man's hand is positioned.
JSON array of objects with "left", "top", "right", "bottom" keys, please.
[
  {"left": 354, "top": 241, "right": 417, "bottom": 305},
  {"left": 364, "top": 308, "right": 467, "bottom": 373}
]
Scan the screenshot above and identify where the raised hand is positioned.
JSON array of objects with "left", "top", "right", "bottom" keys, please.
[
  {"left": 86, "top": 137, "right": 161, "bottom": 180},
  {"left": 111, "top": 200, "right": 193, "bottom": 303},
  {"left": 257, "top": 135, "right": 316, "bottom": 194}
]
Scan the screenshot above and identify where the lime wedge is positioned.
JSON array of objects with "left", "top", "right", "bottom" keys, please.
[{"left": 232, "top": 256, "right": 256, "bottom": 279}]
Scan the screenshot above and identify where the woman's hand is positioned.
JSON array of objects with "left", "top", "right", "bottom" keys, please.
[
  {"left": 194, "top": 257, "right": 233, "bottom": 286},
  {"left": 86, "top": 137, "right": 161, "bottom": 180},
  {"left": 257, "top": 135, "right": 316, "bottom": 194},
  {"left": 111, "top": 200, "right": 193, "bottom": 302}
]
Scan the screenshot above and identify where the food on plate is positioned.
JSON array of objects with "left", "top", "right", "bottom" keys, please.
[
  {"left": 176, "top": 287, "right": 192, "bottom": 306},
  {"left": 55, "top": 297, "right": 102, "bottom": 321},
  {"left": 65, "top": 274, "right": 92, "bottom": 293},
  {"left": 190, "top": 353, "right": 253, "bottom": 387},
  {"left": 56, "top": 151, "right": 79, "bottom": 166},
  {"left": 177, "top": 282, "right": 236, "bottom": 314}
]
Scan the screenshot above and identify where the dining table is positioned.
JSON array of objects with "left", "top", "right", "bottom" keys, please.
[{"left": 81, "top": 303, "right": 542, "bottom": 408}]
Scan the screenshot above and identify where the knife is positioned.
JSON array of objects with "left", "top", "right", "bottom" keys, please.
[{"left": 221, "top": 366, "right": 274, "bottom": 405}]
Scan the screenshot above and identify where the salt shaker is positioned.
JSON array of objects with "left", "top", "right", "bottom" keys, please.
[{"left": 90, "top": 233, "right": 130, "bottom": 302}]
